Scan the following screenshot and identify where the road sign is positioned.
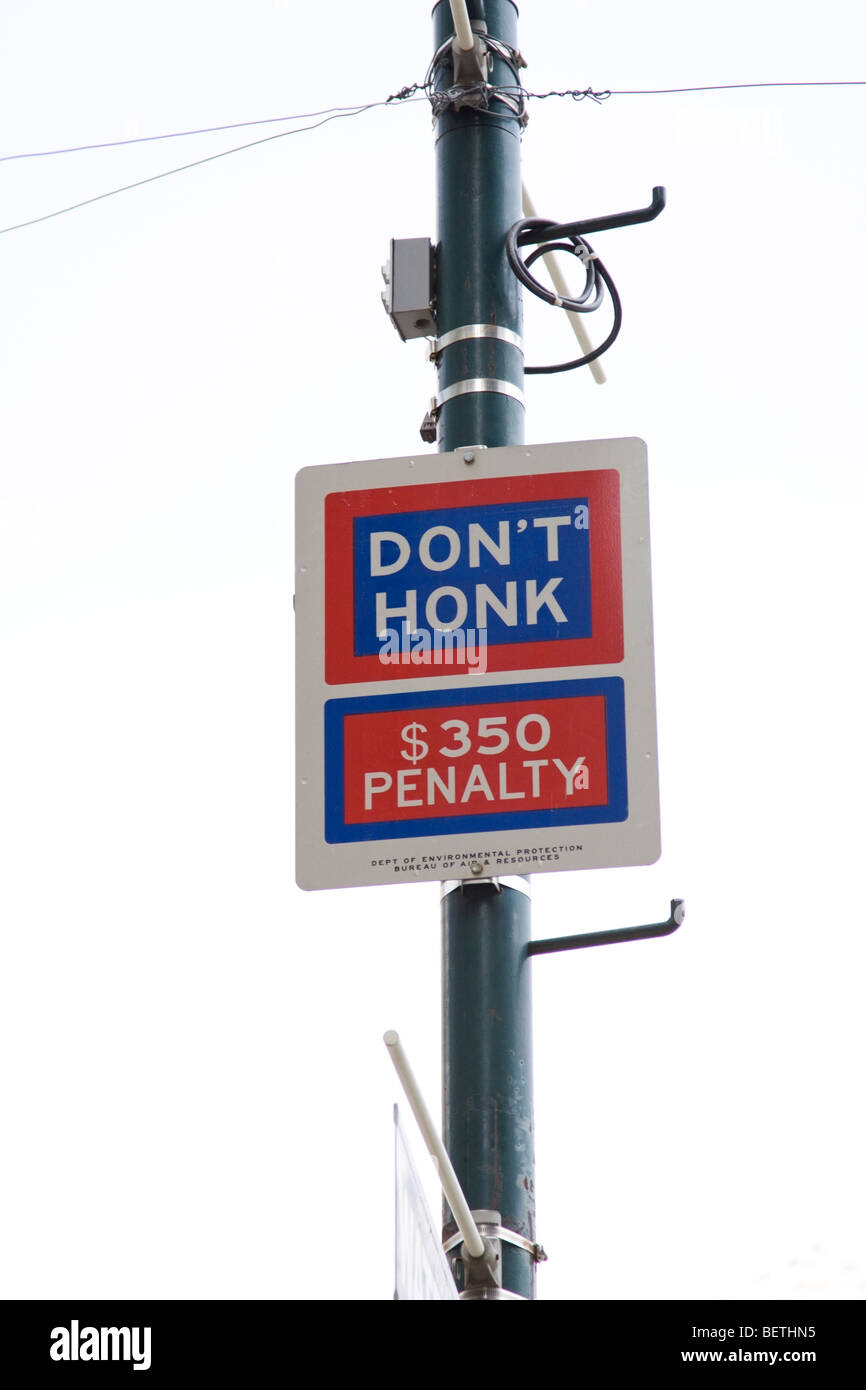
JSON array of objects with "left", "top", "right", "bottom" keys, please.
[
  {"left": 295, "top": 439, "right": 660, "bottom": 890},
  {"left": 394, "top": 1105, "right": 458, "bottom": 1301}
]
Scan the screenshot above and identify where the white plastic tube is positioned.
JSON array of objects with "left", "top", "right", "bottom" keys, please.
[
  {"left": 522, "top": 184, "right": 607, "bottom": 385},
  {"left": 449, "top": 0, "right": 476, "bottom": 52},
  {"left": 383, "top": 1030, "right": 485, "bottom": 1259}
]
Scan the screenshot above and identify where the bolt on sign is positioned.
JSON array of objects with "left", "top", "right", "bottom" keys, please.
[{"left": 295, "top": 439, "right": 660, "bottom": 890}]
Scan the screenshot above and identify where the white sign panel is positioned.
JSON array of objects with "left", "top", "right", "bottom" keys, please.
[
  {"left": 295, "top": 438, "right": 660, "bottom": 890},
  {"left": 394, "top": 1106, "right": 458, "bottom": 1301}
]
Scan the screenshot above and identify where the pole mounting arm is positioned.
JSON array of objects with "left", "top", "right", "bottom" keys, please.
[
  {"left": 518, "top": 186, "right": 667, "bottom": 247},
  {"left": 527, "top": 898, "right": 684, "bottom": 957}
]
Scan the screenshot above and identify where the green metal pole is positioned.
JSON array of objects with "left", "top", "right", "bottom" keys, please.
[{"left": 433, "top": 0, "right": 536, "bottom": 1299}]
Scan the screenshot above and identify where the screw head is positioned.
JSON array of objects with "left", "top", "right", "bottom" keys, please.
[
  {"left": 470, "top": 860, "right": 484, "bottom": 875},
  {"left": 463, "top": 451, "right": 475, "bottom": 464}
]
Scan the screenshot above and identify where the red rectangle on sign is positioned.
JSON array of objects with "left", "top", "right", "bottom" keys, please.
[
  {"left": 325, "top": 469, "right": 623, "bottom": 684},
  {"left": 342, "top": 694, "right": 609, "bottom": 825}
]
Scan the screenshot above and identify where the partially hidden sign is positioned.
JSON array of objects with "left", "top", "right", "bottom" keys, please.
[{"left": 295, "top": 439, "right": 660, "bottom": 890}]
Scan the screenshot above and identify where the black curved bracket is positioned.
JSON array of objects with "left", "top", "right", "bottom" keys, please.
[
  {"left": 518, "top": 185, "right": 667, "bottom": 247},
  {"left": 527, "top": 898, "right": 684, "bottom": 957}
]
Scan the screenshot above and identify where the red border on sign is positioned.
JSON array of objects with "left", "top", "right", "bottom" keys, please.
[{"left": 324, "top": 469, "right": 623, "bottom": 685}]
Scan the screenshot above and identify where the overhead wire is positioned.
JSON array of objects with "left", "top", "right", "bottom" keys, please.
[
  {"left": 5, "top": 78, "right": 861, "bottom": 166},
  {"left": 1, "top": 77, "right": 863, "bottom": 237},
  {"left": 0, "top": 99, "right": 427, "bottom": 164},
  {"left": 515, "top": 78, "right": 866, "bottom": 101},
  {"left": 0, "top": 98, "right": 427, "bottom": 237},
  {"left": 608, "top": 78, "right": 866, "bottom": 95}
]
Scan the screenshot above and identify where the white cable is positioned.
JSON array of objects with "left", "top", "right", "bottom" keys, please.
[
  {"left": 449, "top": 0, "right": 476, "bottom": 52},
  {"left": 521, "top": 184, "right": 607, "bottom": 385},
  {"left": 383, "top": 1030, "right": 486, "bottom": 1259}
]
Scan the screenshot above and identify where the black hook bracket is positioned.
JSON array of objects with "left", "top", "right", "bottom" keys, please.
[
  {"left": 527, "top": 898, "right": 684, "bottom": 958},
  {"left": 517, "top": 185, "right": 667, "bottom": 248}
]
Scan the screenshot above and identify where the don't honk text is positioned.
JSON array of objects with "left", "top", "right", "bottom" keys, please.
[{"left": 352, "top": 497, "right": 592, "bottom": 655}]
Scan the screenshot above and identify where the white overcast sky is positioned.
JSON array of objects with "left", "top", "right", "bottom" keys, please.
[{"left": 2, "top": 0, "right": 864, "bottom": 1300}]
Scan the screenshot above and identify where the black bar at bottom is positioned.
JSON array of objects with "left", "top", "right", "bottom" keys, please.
[{"left": 3, "top": 1299, "right": 861, "bottom": 1371}]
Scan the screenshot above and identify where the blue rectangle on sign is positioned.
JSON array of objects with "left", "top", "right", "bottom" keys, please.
[
  {"left": 324, "top": 677, "right": 627, "bottom": 843},
  {"left": 352, "top": 496, "right": 592, "bottom": 657}
]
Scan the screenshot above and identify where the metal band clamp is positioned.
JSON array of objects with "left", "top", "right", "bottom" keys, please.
[
  {"left": 433, "top": 322, "right": 524, "bottom": 355},
  {"left": 436, "top": 376, "right": 525, "bottom": 409},
  {"left": 443, "top": 1220, "right": 547, "bottom": 1263},
  {"left": 459, "top": 1287, "right": 528, "bottom": 1300}
]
